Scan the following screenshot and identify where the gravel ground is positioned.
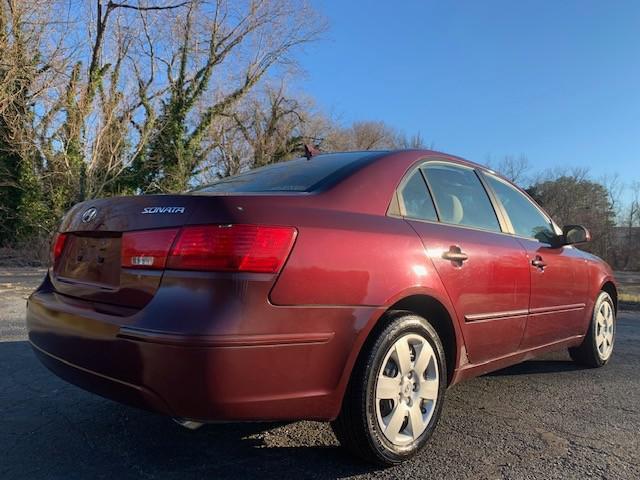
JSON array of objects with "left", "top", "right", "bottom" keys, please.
[{"left": 1, "top": 268, "right": 639, "bottom": 479}]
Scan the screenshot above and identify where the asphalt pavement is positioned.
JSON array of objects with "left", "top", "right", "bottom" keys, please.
[{"left": 1, "top": 268, "right": 638, "bottom": 479}]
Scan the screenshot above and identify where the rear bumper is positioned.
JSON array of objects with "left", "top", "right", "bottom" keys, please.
[
  {"left": 30, "top": 341, "right": 173, "bottom": 415},
  {"left": 26, "top": 279, "right": 377, "bottom": 422}
]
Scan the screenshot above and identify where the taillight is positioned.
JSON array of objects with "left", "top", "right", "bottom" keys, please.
[
  {"left": 51, "top": 233, "right": 68, "bottom": 264},
  {"left": 167, "top": 224, "right": 297, "bottom": 273},
  {"left": 121, "top": 228, "right": 179, "bottom": 269}
]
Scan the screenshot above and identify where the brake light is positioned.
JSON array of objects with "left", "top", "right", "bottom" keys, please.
[
  {"left": 167, "top": 224, "right": 297, "bottom": 273},
  {"left": 51, "top": 233, "right": 68, "bottom": 264},
  {"left": 121, "top": 228, "right": 179, "bottom": 269}
]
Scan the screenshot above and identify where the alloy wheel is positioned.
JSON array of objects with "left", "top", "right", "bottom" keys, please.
[
  {"left": 374, "top": 333, "right": 439, "bottom": 445},
  {"left": 595, "top": 299, "right": 615, "bottom": 360}
]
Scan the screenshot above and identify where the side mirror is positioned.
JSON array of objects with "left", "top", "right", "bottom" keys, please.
[{"left": 562, "top": 225, "right": 591, "bottom": 245}]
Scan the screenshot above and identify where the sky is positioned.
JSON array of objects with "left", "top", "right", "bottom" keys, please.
[{"left": 293, "top": 0, "right": 640, "bottom": 193}]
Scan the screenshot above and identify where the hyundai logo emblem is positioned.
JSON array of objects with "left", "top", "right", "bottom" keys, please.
[{"left": 81, "top": 207, "right": 98, "bottom": 223}]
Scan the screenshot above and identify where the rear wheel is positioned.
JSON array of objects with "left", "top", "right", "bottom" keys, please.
[
  {"left": 569, "top": 291, "right": 615, "bottom": 367},
  {"left": 332, "top": 311, "right": 446, "bottom": 465}
]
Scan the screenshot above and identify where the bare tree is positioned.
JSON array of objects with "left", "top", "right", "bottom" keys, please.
[
  {"left": 2, "top": 0, "right": 325, "bottom": 245},
  {"left": 0, "top": 0, "right": 73, "bottom": 242},
  {"left": 600, "top": 172, "right": 624, "bottom": 224},
  {"left": 235, "top": 84, "right": 315, "bottom": 168},
  {"left": 488, "top": 154, "right": 531, "bottom": 185},
  {"left": 617, "top": 181, "right": 640, "bottom": 270},
  {"left": 527, "top": 170, "right": 616, "bottom": 264},
  {"left": 22, "top": 0, "right": 195, "bottom": 222},
  {"left": 395, "top": 131, "right": 429, "bottom": 149},
  {"left": 131, "top": 0, "right": 325, "bottom": 193},
  {"left": 194, "top": 81, "right": 322, "bottom": 181},
  {"left": 323, "top": 121, "right": 396, "bottom": 151}
]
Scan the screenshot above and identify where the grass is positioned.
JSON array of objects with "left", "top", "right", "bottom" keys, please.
[
  {"left": 620, "top": 292, "right": 640, "bottom": 303},
  {"left": 616, "top": 271, "right": 640, "bottom": 310}
]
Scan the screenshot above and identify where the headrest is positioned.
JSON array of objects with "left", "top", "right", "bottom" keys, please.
[{"left": 444, "top": 194, "right": 463, "bottom": 224}]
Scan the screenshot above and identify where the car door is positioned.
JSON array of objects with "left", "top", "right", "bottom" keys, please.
[
  {"left": 399, "top": 162, "right": 531, "bottom": 364},
  {"left": 481, "top": 173, "right": 589, "bottom": 348}
]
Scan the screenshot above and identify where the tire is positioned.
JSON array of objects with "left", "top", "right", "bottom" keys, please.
[
  {"left": 332, "top": 311, "right": 447, "bottom": 465},
  {"left": 569, "top": 291, "right": 616, "bottom": 368}
]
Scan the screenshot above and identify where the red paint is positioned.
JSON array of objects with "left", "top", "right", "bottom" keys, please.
[
  {"left": 26, "top": 150, "right": 617, "bottom": 422},
  {"left": 516, "top": 237, "right": 590, "bottom": 348},
  {"left": 408, "top": 221, "right": 531, "bottom": 363}
]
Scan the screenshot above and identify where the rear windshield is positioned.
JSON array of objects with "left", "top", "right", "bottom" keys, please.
[{"left": 193, "top": 151, "right": 387, "bottom": 193}]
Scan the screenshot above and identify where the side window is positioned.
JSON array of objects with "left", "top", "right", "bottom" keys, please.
[
  {"left": 399, "top": 170, "right": 438, "bottom": 221},
  {"left": 485, "top": 174, "right": 556, "bottom": 243},
  {"left": 422, "top": 163, "right": 501, "bottom": 232}
]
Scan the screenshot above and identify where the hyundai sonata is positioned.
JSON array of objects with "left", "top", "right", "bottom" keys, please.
[{"left": 27, "top": 150, "right": 617, "bottom": 465}]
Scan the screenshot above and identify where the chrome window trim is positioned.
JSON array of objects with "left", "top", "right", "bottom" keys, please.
[{"left": 391, "top": 156, "right": 564, "bottom": 245}]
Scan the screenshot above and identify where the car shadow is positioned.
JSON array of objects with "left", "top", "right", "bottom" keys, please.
[
  {"left": 486, "top": 359, "right": 582, "bottom": 377},
  {"left": 0, "top": 340, "right": 380, "bottom": 479}
]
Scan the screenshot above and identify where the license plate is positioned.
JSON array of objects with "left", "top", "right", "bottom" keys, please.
[{"left": 57, "top": 235, "right": 121, "bottom": 287}]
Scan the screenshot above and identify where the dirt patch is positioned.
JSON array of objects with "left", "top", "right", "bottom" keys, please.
[{"left": 0, "top": 268, "right": 46, "bottom": 341}]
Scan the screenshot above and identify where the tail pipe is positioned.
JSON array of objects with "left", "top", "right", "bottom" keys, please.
[{"left": 173, "top": 418, "right": 205, "bottom": 430}]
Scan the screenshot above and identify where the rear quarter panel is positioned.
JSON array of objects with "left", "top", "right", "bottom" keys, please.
[
  {"left": 270, "top": 213, "right": 443, "bottom": 307},
  {"left": 268, "top": 208, "right": 466, "bottom": 398}
]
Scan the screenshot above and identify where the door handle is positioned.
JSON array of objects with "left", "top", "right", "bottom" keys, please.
[
  {"left": 442, "top": 246, "right": 468, "bottom": 265},
  {"left": 531, "top": 256, "right": 547, "bottom": 270}
]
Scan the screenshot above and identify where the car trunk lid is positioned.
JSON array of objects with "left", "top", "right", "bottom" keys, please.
[
  {"left": 50, "top": 194, "right": 298, "bottom": 310},
  {"left": 52, "top": 195, "right": 204, "bottom": 309}
]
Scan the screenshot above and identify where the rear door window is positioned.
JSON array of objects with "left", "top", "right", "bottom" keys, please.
[
  {"left": 399, "top": 170, "right": 438, "bottom": 221},
  {"left": 422, "top": 163, "right": 501, "bottom": 232}
]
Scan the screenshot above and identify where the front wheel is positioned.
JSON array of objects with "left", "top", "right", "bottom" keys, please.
[
  {"left": 569, "top": 291, "right": 616, "bottom": 367},
  {"left": 332, "top": 311, "right": 447, "bottom": 465}
]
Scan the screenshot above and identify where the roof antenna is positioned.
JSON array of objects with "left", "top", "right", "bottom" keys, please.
[{"left": 304, "top": 143, "right": 320, "bottom": 160}]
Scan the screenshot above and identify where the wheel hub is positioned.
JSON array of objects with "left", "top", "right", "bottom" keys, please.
[{"left": 400, "top": 376, "right": 415, "bottom": 399}]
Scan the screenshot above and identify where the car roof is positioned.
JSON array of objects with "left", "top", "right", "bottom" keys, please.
[
  {"left": 323, "top": 148, "right": 498, "bottom": 179},
  {"left": 313, "top": 149, "right": 522, "bottom": 216},
  {"left": 311, "top": 148, "right": 489, "bottom": 171}
]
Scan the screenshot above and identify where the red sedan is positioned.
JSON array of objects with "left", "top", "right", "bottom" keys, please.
[{"left": 27, "top": 150, "right": 617, "bottom": 465}]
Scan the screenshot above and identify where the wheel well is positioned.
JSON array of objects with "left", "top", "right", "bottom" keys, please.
[
  {"left": 386, "top": 295, "right": 458, "bottom": 385},
  {"left": 602, "top": 281, "right": 618, "bottom": 313}
]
